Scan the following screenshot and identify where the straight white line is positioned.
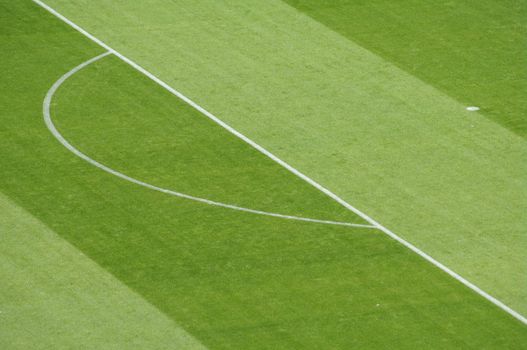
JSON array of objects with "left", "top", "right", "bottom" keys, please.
[
  {"left": 43, "top": 52, "right": 374, "bottom": 229},
  {"left": 33, "top": 0, "right": 527, "bottom": 325}
]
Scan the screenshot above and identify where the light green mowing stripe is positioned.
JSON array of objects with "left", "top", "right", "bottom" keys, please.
[
  {"left": 42, "top": 0, "right": 527, "bottom": 316},
  {"left": 0, "top": 192, "right": 206, "bottom": 350}
]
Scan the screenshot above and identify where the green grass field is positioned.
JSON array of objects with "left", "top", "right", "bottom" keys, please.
[{"left": 1, "top": 0, "right": 526, "bottom": 348}]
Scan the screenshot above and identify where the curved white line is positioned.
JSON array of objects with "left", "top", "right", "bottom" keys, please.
[{"left": 43, "top": 52, "right": 374, "bottom": 229}]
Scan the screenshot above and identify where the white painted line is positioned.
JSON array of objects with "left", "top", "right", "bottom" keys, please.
[
  {"left": 44, "top": 53, "right": 374, "bottom": 229},
  {"left": 33, "top": 0, "right": 527, "bottom": 325}
]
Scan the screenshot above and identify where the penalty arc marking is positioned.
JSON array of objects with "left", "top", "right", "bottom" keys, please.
[{"left": 43, "top": 52, "right": 374, "bottom": 229}]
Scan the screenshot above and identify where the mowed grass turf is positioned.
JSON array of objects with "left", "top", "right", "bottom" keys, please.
[
  {"left": 0, "top": 1, "right": 526, "bottom": 350},
  {"left": 0, "top": 192, "right": 206, "bottom": 350},
  {"left": 285, "top": 0, "right": 527, "bottom": 137},
  {"left": 42, "top": 0, "right": 527, "bottom": 315}
]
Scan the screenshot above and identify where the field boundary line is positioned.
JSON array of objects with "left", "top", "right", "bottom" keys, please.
[
  {"left": 33, "top": 0, "right": 527, "bottom": 325},
  {"left": 43, "top": 53, "right": 374, "bottom": 229}
]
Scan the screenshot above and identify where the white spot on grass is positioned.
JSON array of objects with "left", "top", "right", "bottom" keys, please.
[{"left": 466, "top": 106, "right": 480, "bottom": 111}]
